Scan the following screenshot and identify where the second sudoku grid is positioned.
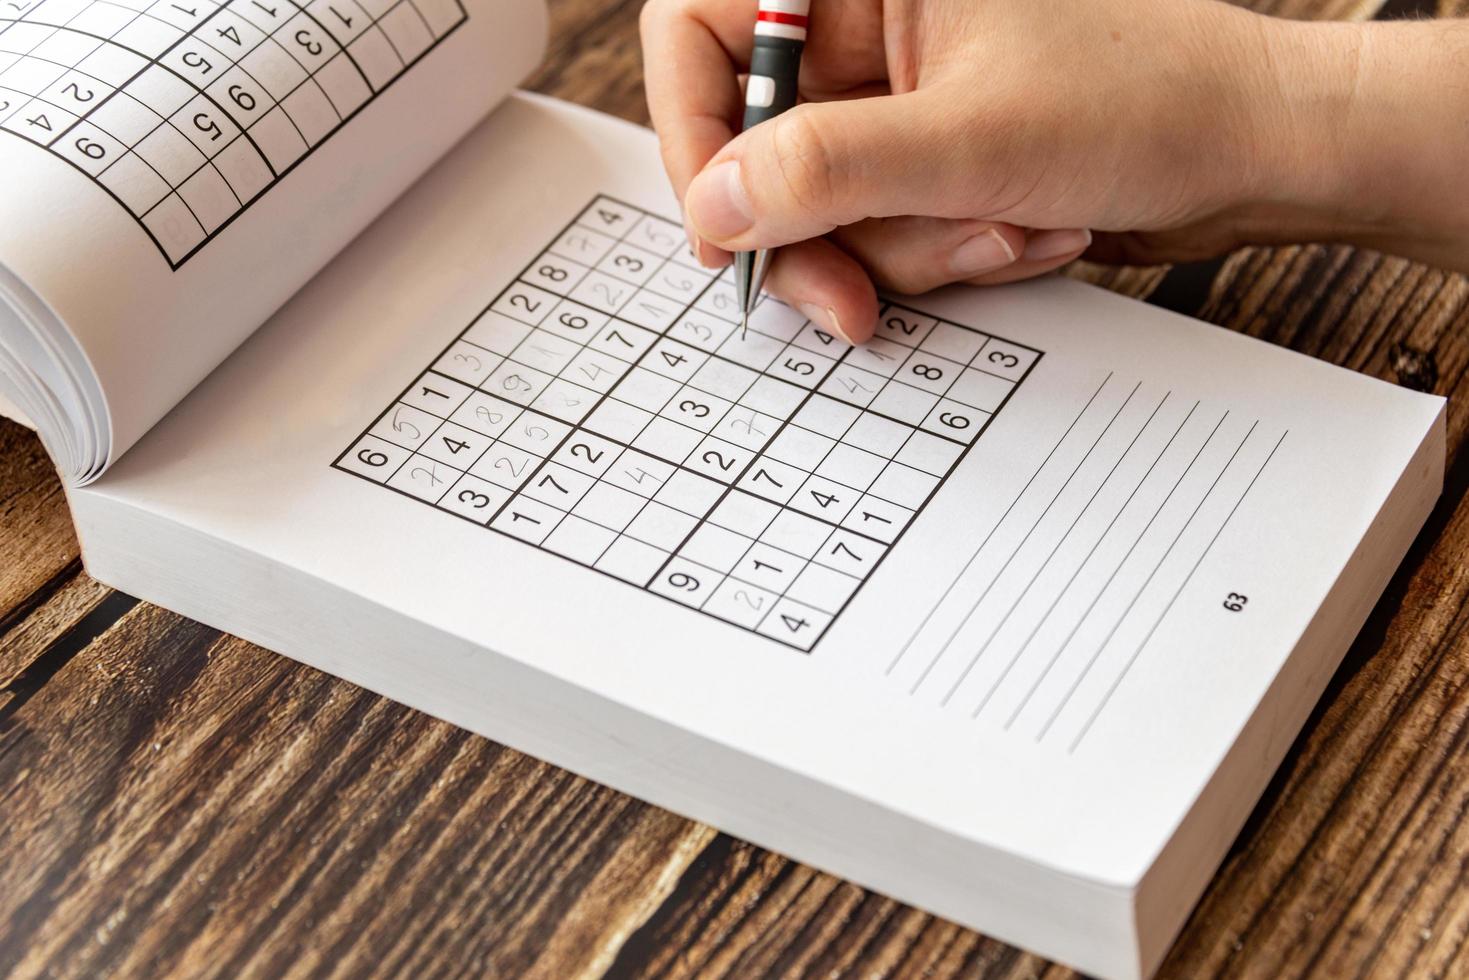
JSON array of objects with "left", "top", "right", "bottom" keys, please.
[{"left": 0, "top": 0, "right": 465, "bottom": 264}]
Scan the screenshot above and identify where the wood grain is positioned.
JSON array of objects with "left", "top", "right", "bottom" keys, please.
[
  {"left": 0, "top": 421, "right": 79, "bottom": 637},
  {"left": 5, "top": 0, "right": 1469, "bottom": 977},
  {"left": 0, "top": 603, "right": 714, "bottom": 979}
]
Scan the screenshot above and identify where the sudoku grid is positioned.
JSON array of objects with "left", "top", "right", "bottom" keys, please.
[
  {"left": 334, "top": 196, "right": 1043, "bottom": 651},
  {"left": 0, "top": 0, "right": 465, "bottom": 267}
]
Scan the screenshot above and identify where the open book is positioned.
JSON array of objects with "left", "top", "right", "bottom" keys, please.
[{"left": 0, "top": 1, "right": 1446, "bottom": 976}]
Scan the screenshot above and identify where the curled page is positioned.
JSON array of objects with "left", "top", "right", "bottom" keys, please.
[{"left": 0, "top": 0, "right": 547, "bottom": 482}]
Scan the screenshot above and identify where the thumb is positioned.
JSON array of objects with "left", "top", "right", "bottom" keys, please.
[{"left": 684, "top": 91, "right": 969, "bottom": 251}]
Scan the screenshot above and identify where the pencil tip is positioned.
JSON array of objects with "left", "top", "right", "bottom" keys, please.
[{"left": 741, "top": 313, "right": 749, "bottom": 340}]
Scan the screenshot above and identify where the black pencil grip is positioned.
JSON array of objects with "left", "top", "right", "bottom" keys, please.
[{"left": 742, "top": 35, "right": 803, "bottom": 130}]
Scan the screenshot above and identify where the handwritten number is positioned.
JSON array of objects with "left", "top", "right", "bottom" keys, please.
[
  {"left": 494, "top": 456, "right": 527, "bottom": 478},
  {"left": 390, "top": 408, "right": 420, "bottom": 440}
]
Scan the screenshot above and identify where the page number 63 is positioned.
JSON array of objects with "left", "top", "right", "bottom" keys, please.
[{"left": 1223, "top": 592, "right": 1249, "bottom": 612}]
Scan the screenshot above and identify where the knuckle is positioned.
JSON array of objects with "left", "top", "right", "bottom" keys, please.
[{"left": 768, "top": 110, "right": 840, "bottom": 218}]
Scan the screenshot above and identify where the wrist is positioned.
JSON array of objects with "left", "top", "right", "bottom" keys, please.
[{"left": 1231, "top": 17, "right": 1469, "bottom": 266}]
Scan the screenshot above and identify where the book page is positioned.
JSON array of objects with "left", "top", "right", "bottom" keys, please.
[
  {"left": 0, "top": 387, "right": 32, "bottom": 427},
  {"left": 75, "top": 93, "right": 1444, "bottom": 920},
  {"left": 0, "top": 0, "right": 546, "bottom": 477}
]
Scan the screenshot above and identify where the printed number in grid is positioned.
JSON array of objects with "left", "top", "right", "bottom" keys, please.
[
  {"left": 0, "top": 0, "right": 467, "bottom": 267},
  {"left": 335, "top": 194, "right": 1042, "bottom": 651}
]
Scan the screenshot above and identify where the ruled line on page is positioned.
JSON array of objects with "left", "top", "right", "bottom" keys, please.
[
  {"left": 965, "top": 391, "right": 1174, "bottom": 720},
  {"left": 886, "top": 371, "right": 1115, "bottom": 679},
  {"left": 1031, "top": 409, "right": 1233, "bottom": 742},
  {"left": 998, "top": 399, "right": 1200, "bottom": 730},
  {"left": 931, "top": 380, "right": 1143, "bottom": 705},
  {"left": 1066, "top": 428, "right": 1287, "bottom": 752}
]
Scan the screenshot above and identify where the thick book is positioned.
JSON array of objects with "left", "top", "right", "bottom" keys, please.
[{"left": 0, "top": 1, "right": 1445, "bottom": 976}]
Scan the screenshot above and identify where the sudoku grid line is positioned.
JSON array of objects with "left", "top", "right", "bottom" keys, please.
[
  {"left": 333, "top": 195, "right": 1043, "bottom": 651},
  {"left": 0, "top": 0, "right": 466, "bottom": 268}
]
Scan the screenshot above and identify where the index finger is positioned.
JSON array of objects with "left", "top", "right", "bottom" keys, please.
[{"left": 639, "top": 0, "right": 754, "bottom": 202}]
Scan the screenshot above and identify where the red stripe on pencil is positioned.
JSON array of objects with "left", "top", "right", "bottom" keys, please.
[{"left": 757, "top": 10, "right": 808, "bottom": 27}]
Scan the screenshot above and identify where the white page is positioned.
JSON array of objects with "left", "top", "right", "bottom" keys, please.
[
  {"left": 0, "top": 0, "right": 546, "bottom": 477},
  {"left": 76, "top": 92, "right": 1443, "bottom": 909},
  {"left": 0, "top": 387, "right": 32, "bottom": 427}
]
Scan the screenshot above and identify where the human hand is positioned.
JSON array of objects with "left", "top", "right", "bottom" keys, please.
[{"left": 640, "top": 0, "right": 1373, "bottom": 342}]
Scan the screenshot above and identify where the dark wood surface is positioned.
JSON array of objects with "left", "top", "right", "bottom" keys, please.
[{"left": 2, "top": 0, "right": 1466, "bottom": 976}]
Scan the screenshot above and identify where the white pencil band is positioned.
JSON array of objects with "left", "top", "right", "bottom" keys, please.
[{"left": 755, "top": 0, "right": 809, "bottom": 41}]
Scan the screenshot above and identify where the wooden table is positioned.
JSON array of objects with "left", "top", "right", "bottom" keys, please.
[{"left": 3, "top": 0, "right": 1468, "bottom": 975}]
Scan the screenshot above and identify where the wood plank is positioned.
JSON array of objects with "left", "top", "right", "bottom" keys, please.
[
  {"left": 1238, "top": 0, "right": 1384, "bottom": 17},
  {"left": 0, "top": 602, "right": 714, "bottom": 978},
  {"left": 0, "top": 420, "right": 80, "bottom": 634},
  {"left": 524, "top": 0, "right": 648, "bottom": 124},
  {"left": 0, "top": 571, "right": 119, "bottom": 717},
  {"left": 0, "top": 574, "right": 110, "bottom": 685}
]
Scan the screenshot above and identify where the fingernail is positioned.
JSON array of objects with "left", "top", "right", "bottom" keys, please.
[
  {"left": 681, "top": 213, "right": 715, "bottom": 268},
  {"left": 1024, "top": 228, "right": 1093, "bottom": 262},
  {"left": 949, "top": 228, "right": 1018, "bottom": 277},
  {"left": 685, "top": 160, "right": 754, "bottom": 241},
  {"left": 798, "top": 302, "right": 852, "bottom": 344},
  {"left": 682, "top": 214, "right": 702, "bottom": 263}
]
